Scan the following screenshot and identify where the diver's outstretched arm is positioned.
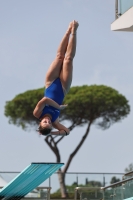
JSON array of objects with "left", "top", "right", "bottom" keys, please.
[{"left": 51, "top": 129, "right": 70, "bottom": 136}]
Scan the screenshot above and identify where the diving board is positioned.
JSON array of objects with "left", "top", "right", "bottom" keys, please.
[{"left": 0, "top": 162, "right": 64, "bottom": 200}]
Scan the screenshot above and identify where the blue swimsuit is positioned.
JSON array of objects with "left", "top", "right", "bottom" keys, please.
[{"left": 39, "top": 78, "right": 64, "bottom": 122}]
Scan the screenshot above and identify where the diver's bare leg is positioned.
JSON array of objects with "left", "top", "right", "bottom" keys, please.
[
  {"left": 45, "top": 23, "right": 72, "bottom": 88},
  {"left": 60, "top": 20, "right": 79, "bottom": 93}
]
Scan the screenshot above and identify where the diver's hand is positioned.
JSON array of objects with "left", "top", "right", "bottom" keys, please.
[{"left": 59, "top": 105, "right": 68, "bottom": 110}]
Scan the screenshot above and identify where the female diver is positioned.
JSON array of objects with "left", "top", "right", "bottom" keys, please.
[{"left": 33, "top": 20, "right": 79, "bottom": 136}]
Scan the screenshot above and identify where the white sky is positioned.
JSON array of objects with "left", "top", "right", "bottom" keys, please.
[{"left": 0, "top": 0, "right": 133, "bottom": 185}]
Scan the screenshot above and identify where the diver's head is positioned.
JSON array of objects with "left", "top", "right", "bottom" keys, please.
[{"left": 38, "top": 116, "right": 52, "bottom": 136}]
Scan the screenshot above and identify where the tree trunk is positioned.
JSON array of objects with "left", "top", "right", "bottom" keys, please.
[
  {"left": 57, "top": 170, "right": 67, "bottom": 198},
  {"left": 45, "top": 122, "right": 92, "bottom": 198},
  {"left": 63, "top": 121, "right": 92, "bottom": 173}
]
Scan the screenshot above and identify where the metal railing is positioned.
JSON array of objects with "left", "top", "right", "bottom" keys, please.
[
  {"left": 101, "top": 176, "right": 133, "bottom": 200},
  {"left": 0, "top": 171, "right": 124, "bottom": 198},
  {"left": 123, "top": 170, "right": 133, "bottom": 180},
  {"left": 74, "top": 187, "right": 102, "bottom": 200}
]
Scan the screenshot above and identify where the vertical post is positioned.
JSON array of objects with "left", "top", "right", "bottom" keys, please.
[
  {"left": 49, "top": 177, "right": 51, "bottom": 187},
  {"left": 95, "top": 189, "right": 97, "bottom": 198},
  {"left": 102, "top": 189, "right": 105, "bottom": 200},
  {"left": 75, "top": 189, "right": 77, "bottom": 200},
  {"left": 77, "top": 175, "right": 78, "bottom": 186},
  {"left": 103, "top": 175, "right": 105, "bottom": 187},
  {"left": 48, "top": 188, "right": 50, "bottom": 200},
  {"left": 80, "top": 192, "right": 82, "bottom": 200},
  {"left": 121, "top": 184, "right": 124, "bottom": 200},
  {"left": 115, "top": 0, "right": 118, "bottom": 19}
]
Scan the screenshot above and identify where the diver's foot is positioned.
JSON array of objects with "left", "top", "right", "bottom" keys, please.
[
  {"left": 66, "top": 22, "right": 73, "bottom": 35},
  {"left": 71, "top": 20, "right": 79, "bottom": 34}
]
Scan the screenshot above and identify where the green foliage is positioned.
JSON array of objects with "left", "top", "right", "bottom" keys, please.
[
  {"left": 110, "top": 176, "right": 120, "bottom": 184},
  {"left": 4, "top": 88, "right": 44, "bottom": 129},
  {"left": 50, "top": 192, "right": 74, "bottom": 199},
  {"left": 85, "top": 179, "right": 102, "bottom": 187},
  {"left": 50, "top": 181, "right": 102, "bottom": 199},
  {"left": 62, "top": 85, "right": 130, "bottom": 129},
  {"left": 4, "top": 85, "right": 130, "bottom": 130},
  {"left": 52, "top": 181, "right": 102, "bottom": 194},
  {"left": 125, "top": 163, "right": 133, "bottom": 173}
]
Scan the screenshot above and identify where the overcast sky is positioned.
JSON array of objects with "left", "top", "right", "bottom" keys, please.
[{"left": 0, "top": 0, "right": 133, "bottom": 186}]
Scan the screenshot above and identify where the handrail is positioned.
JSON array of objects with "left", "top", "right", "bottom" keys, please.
[
  {"left": 124, "top": 170, "right": 133, "bottom": 177},
  {"left": 75, "top": 187, "right": 101, "bottom": 191},
  {"left": 101, "top": 176, "right": 133, "bottom": 190}
]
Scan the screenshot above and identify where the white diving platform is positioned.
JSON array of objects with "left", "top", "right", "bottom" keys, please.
[{"left": 111, "top": 6, "right": 133, "bottom": 32}]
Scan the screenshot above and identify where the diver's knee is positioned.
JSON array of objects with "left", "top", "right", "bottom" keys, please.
[
  {"left": 56, "top": 53, "right": 65, "bottom": 60},
  {"left": 64, "top": 56, "right": 73, "bottom": 63}
]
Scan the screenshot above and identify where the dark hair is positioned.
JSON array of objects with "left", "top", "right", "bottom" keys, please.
[{"left": 37, "top": 125, "right": 52, "bottom": 136}]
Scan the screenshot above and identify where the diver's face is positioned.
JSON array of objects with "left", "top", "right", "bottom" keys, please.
[{"left": 40, "top": 117, "right": 52, "bottom": 129}]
